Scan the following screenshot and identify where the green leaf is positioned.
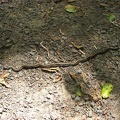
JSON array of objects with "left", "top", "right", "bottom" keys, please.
[
  {"left": 108, "top": 14, "right": 116, "bottom": 23},
  {"left": 102, "top": 83, "right": 113, "bottom": 98},
  {"left": 65, "top": 4, "right": 80, "bottom": 13},
  {"left": 76, "top": 86, "right": 82, "bottom": 97}
]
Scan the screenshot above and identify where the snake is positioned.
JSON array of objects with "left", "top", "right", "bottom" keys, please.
[{"left": 3, "top": 47, "right": 119, "bottom": 72}]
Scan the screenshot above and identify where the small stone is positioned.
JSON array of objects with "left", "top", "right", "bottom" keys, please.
[
  {"left": 77, "top": 69, "right": 82, "bottom": 74},
  {"left": 46, "top": 94, "right": 51, "bottom": 99},
  {"left": 90, "top": 101, "right": 95, "bottom": 108},
  {"left": 71, "top": 94, "right": 76, "bottom": 99},
  {"left": 61, "top": 103, "right": 66, "bottom": 108},
  {"left": 88, "top": 110, "right": 92, "bottom": 117},
  {"left": 74, "top": 96, "right": 81, "bottom": 102},
  {"left": 50, "top": 111, "right": 61, "bottom": 119},
  {"left": 55, "top": 106, "right": 58, "bottom": 110},
  {"left": 97, "top": 105, "right": 102, "bottom": 110},
  {"left": 46, "top": 94, "right": 53, "bottom": 100},
  {"left": 97, "top": 109, "right": 103, "bottom": 114},
  {"left": 9, "top": 4, "right": 14, "bottom": 8},
  {"left": 79, "top": 102, "right": 84, "bottom": 106},
  {"left": 41, "top": 89, "right": 48, "bottom": 95},
  {"left": 74, "top": 106, "right": 80, "bottom": 112},
  {"left": 96, "top": 116, "right": 101, "bottom": 120},
  {"left": 18, "top": 72, "right": 24, "bottom": 77},
  {"left": 1, "top": 112, "right": 7, "bottom": 119},
  {"left": 48, "top": 90, "right": 53, "bottom": 94},
  {"left": 81, "top": 54, "right": 86, "bottom": 58},
  {"left": 0, "top": 105, "right": 3, "bottom": 113},
  {"left": 87, "top": 118, "right": 93, "bottom": 120},
  {"left": 71, "top": 48, "right": 78, "bottom": 53},
  {"left": 82, "top": 115, "right": 86, "bottom": 119}
]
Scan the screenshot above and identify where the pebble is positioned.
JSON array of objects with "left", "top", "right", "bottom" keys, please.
[
  {"left": 81, "top": 115, "right": 87, "bottom": 119},
  {"left": 74, "top": 96, "right": 81, "bottom": 102},
  {"left": 55, "top": 106, "right": 59, "bottom": 110},
  {"left": 0, "top": 112, "right": 7, "bottom": 119},
  {"left": 18, "top": 72, "right": 24, "bottom": 77},
  {"left": 71, "top": 48, "right": 78, "bottom": 53},
  {"left": 48, "top": 90, "right": 53, "bottom": 94},
  {"left": 42, "top": 113, "right": 50, "bottom": 119},
  {"left": 97, "top": 105, "right": 101, "bottom": 110},
  {"left": 87, "top": 118, "right": 93, "bottom": 120},
  {"left": 46, "top": 94, "right": 54, "bottom": 100},
  {"left": 88, "top": 110, "right": 92, "bottom": 117},
  {"left": 50, "top": 111, "right": 60, "bottom": 119},
  {"left": 71, "top": 94, "right": 76, "bottom": 99},
  {"left": 9, "top": 4, "right": 14, "bottom": 8},
  {"left": 0, "top": 105, "right": 3, "bottom": 114},
  {"left": 90, "top": 101, "right": 95, "bottom": 108},
  {"left": 97, "top": 116, "right": 102, "bottom": 120},
  {"left": 79, "top": 102, "right": 84, "bottom": 106},
  {"left": 77, "top": 69, "right": 82, "bottom": 74},
  {"left": 41, "top": 89, "right": 48, "bottom": 96},
  {"left": 97, "top": 109, "right": 103, "bottom": 114},
  {"left": 81, "top": 54, "right": 86, "bottom": 58}
]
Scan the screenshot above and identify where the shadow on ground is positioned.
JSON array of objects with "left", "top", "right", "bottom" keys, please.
[{"left": 0, "top": 0, "right": 120, "bottom": 119}]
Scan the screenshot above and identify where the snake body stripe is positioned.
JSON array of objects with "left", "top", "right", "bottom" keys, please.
[{"left": 3, "top": 47, "right": 119, "bottom": 72}]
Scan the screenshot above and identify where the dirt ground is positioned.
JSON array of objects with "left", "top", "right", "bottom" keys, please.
[{"left": 0, "top": 0, "right": 120, "bottom": 120}]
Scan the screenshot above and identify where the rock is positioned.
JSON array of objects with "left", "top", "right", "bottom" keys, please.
[
  {"left": 74, "top": 96, "right": 81, "bottom": 102},
  {"left": 0, "top": 104, "right": 3, "bottom": 114},
  {"left": 90, "top": 101, "right": 95, "bottom": 108},
  {"left": 97, "top": 105, "right": 101, "bottom": 110},
  {"left": 71, "top": 94, "right": 76, "bottom": 99},
  {"left": 50, "top": 111, "right": 60, "bottom": 119},
  {"left": 77, "top": 69, "right": 82, "bottom": 74},
  {"left": 46, "top": 94, "right": 53, "bottom": 99},
  {"left": 74, "top": 105, "right": 80, "bottom": 112},
  {"left": 41, "top": 89, "right": 48, "bottom": 96},
  {"left": 71, "top": 48, "right": 78, "bottom": 53},
  {"left": 97, "top": 109, "right": 103, "bottom": 114},
  {"left": 88, "top": 110, "right": 92, "bottom": 118},
  {"left": 87, "top": 118, "right": 93, "bottom": 120}
]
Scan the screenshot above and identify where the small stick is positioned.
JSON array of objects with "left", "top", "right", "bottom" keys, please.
[{"left": 40, "top": 41, "right": 50, "bottom": 58}]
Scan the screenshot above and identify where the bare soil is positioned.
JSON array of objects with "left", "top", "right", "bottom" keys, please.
[{"left": 0, "top": 0, "right": 120, "bottom": 120}]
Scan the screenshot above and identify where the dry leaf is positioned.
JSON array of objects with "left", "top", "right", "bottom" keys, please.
[
  {"left": 0, "top": 73, "right": 11, "bottom": 88},
  {"left": 65, "top": 4, "right": 80, "bottom": 13},
  {"left": 71, "top": 42, "right": 84, "bottom": 50},
  {"left": 53, "top": 75, "right": 62, "bottom": 83},
  {"left": 67, "top": 0, "right": 76, "bottom": 3},
  {"left": 41, "top": 67, "right": 59, "bottom": 73}
]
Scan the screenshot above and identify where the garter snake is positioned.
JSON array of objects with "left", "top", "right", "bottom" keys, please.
[{"left": 3, "top": 47, "right": 119, "bottom": 72}]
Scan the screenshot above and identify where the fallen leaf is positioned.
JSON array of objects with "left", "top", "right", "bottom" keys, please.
[
  {"left": 0, "top": 73, "right": 11, "bottom": 88},
  {"left": 76, "top": 85, "right": 82, "bottom": 96},
  {"left": 65, "top": 4, "right": 80, "bottom": 13},
  {"left": 71, "top": 42, "right": 84, "bottom": 50},
  {"left": 102, "top": 83, "right": 113, "bottom": 98},
  {"left": 100, "top": 3, "right": 109, "bottom": 7},
  {"left": 108, "top": 14, "right": 116, "bottom": 23},
  {"left": 41, "top": 67, "right": 59, "bottom": 73},
  {"left": 53, "top": 75, "right": 62, "bottom": 83},
  {"left": 67, "top": 0, "right": 76, "bottom": 3}
]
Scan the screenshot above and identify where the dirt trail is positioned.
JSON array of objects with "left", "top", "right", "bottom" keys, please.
[{"left": 0, "top": 0, "right": 120, "bottom": 120}]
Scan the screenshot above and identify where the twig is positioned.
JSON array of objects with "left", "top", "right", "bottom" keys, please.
[{"left": 40, "top": 41, "right": 50, "bottom": 58}]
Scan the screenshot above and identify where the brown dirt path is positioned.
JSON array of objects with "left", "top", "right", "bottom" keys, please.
[{"left": 0, "top": 0, "right": 120, "bottom": 120}]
